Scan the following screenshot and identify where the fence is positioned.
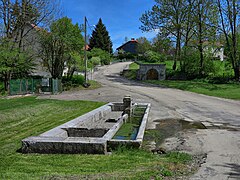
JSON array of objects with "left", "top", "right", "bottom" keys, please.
[{"left": 9, "top": 78, "right": 62, "bottom": 95}]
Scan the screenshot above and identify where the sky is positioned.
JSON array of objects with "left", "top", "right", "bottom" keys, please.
[{"left": 61, "top": 0, "right": 157, "bottom": 51}]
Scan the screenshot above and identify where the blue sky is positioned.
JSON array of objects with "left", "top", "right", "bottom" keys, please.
[{"left": 61, "top": 0, "right": 157, "bottom": 51}]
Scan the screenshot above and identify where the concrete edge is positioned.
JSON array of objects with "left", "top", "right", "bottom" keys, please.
[
  {"left": 103, "top": 114, "right": 128, "bottom": 140},
  {"left": 136, "top": 103, "right": 151, "bottom": 142},
  {"left": 40, "top": 103, "right": 113, "bottom": 137}
]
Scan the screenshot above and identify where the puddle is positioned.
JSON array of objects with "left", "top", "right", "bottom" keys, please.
[
  {"left": 143, "top": 119, "right": 240, "bottom": 150},
  {"left": 143, "top": 119, "right": 206, "bottom": 148}
]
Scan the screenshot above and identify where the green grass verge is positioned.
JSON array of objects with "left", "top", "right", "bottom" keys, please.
[
  {"left": 0, "top": 97, "right": 194, "bottom": 179},
  {"left": 146, "top": 80, "right": 240, "bottom": 100},
  {"left": 129, "top": 62, "right": 140, "bottom": 70},
  {"left": 64, "top": 80, "right": 102, "bottom": 91},
  {"left": 121, "top": 63, "right": 139, "bottom": 80},
  {"left": 0, "top": 81, "right": 6, "bottom": 96},
  {"left": 128, "top": 62, "right": 239, "bottom": 100}
]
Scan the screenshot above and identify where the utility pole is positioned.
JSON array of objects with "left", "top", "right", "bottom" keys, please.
[{"left": 84, "top": 16, "right": 87, "bottom": 84}]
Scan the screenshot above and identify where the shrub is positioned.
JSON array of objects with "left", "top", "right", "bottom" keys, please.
[
  {"left": 89, "top": 56, "right": 101, "bottom": 67},
  {"left": 71, "top": 75, "right": 84, "bottom": 85},
  {"left": 138, "top": 50, "right": 165, "bottom": 63},
  {"left": 62, "top": 75, "right": 85, "bottom": 89},
  {"left": 88, "top": 48, "right": 112, "bottom": 65},
  {"left": 181, "top": 48, "right": 217, "bottom": 79}
]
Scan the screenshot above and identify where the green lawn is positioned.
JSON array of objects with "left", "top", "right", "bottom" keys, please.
[
  {"left": 127, "top": 62, "right": 239, "bottom": 100},
  {"left": 129, "top": 62, "right": 140, "bottom": 70},
  {"left": 0, "top": 97, "right": 193, "bottom": 179},
  {"left": 146, "top": 80, "right": 240, "bottom": 100}
]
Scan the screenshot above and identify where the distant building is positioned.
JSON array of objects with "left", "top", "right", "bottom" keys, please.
[
  {"left": 22, "top": 24, "right": 51, "bottom": 77},
  {"left": 203, "top": 41, "right": 225, "bottom": 61},
  {"left": 188, "top": 41, "right": 225, "bottom": 61},
  {"left": 116, "top": 38, "right": 138, "bottom": 54}
]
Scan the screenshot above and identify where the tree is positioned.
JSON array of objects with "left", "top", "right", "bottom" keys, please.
[
  {"left": 0, "top": 0, "right": 60, "bottom": 48},
  {"left": 0, "top": 39, "right": 33, "bottom": 92},
  {"left": 191, "top": 0, "right": 218, "bottom": 76},
  {"left": 39, "top": 17, "right": 84, "bottom": 79},
  {"left": 0, "top": 0, "right": 60, "bottom": 92},
  {"left": 217, "top": 0, "right": 240, "bottom": 80},
  {"left": 88, "top": 48, "right": 111, "bottom": 65},
  {"left": 152, "top": 34, "right": 173, "bottom": 56},
  {"left": 136, "top": 37, "right": 152, "bottom": 54},
  {"left": 89, "top": 18, "right": 113, "bottom": 54},
  {"left": 140, "top": 0, "right": 189, "bottom": 70}
]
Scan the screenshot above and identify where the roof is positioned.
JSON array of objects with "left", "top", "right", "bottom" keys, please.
[
  {"left": 30, "top": 24, "right": 44, "bottom": 31},
  {"left": 116, "top": 38, "right": 138, "bottom": 50}
]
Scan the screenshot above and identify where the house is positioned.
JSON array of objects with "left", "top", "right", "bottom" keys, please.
[
  {"left": 203, "top": 41, "right": 225, "bottom": 61},
  {"left": 22, "top": 23, "right": 51, "bottom": 78},
  {"left": 116, "top": 38, "right": 138, "bottom": 54},
  {"left": 189, "top": 40, "right": 225, "bottom": 61},
  {"left": 9, "top": 24, "right": 55, "bottom": 95}
]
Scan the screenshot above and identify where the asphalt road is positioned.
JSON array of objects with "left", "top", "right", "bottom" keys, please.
[{"left": 43, "top": 62, "right": 240, "bottom": 180}]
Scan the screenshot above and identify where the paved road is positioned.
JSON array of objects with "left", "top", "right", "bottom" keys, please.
[{"left": 43, "top": 62, "right": 240, "bottom": 180}]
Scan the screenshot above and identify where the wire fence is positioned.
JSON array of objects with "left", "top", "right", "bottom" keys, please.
[{"left": 9, "top": 78, "right": 62, "bottom": 95}]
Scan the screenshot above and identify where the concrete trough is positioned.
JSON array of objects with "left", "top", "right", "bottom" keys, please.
[
  {"left": 108, "top": 103, "right": 151, "bottom": 150},
  {"left": 22, "top": 99, "right": 150, "bottom": 154}
]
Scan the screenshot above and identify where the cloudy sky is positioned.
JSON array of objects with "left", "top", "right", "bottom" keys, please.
[{"left": 61, "top": 0, "right": 157, "bottom": 51}]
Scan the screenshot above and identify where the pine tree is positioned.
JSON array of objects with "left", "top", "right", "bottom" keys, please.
[{"left": 89, "top": 18, "right": 113, "bottom": 53}]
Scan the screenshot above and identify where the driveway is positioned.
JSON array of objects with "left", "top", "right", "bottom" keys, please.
[{"left": 41, "top": 62, "right": 240, "bottom": 180}]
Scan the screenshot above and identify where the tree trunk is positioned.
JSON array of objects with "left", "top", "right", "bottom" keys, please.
[
  {"left": 198, "top": 0, "right": 204, "bottom": 77},
  {"left": 173, "top": 30, "right": 181, "bottom": 71},
  {"left": 234, "top": 66, "right": 239, "bottom": 81},
  {"left": 3, "top": 72, "right": 11, "bottom": 94}
]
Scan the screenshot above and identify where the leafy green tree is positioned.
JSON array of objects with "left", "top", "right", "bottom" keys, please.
[
  {"left": 140, "top": 0, "right": 189, "bottom": 70},
  {"left": 141, "top": 50, "right": 165, "bottom": 63},
  {"left": 181, "top": 46, "right": 216, "bottom": 78},
  {"left": 39, "top": 17, "right": 84, "bottom": 79},
  {"left": 217, "top": 0, "right": 240, "bottom": 80},
  {"left": 0, "top": 39, "right": 32, "bottom": 92},
  {"left": 89, "top": 18, "right": 113, "bottom": 54},
  {"left": 0, "top": 0, "right": 60, "bottom": 47},
  {"left": 152, "top": 34, "right": 173, "bottom": 56},
  {"left": 0, "top": 0, "right": 60, "bottom": 93},
  {"left": 88, "top": 48, "right": 111, "bottom": 65},
  {"left": 191, "top": 0, "right": 218, "bottom": 76},
  {"left": 136, "top": 37, "right": 152, "bottom": 54}
]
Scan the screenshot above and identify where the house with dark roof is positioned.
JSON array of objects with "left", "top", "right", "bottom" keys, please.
[{"left": 116, "top": 38, "right": 138, "bottom": 54}]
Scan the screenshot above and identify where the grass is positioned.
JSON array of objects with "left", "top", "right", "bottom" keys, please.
[
  {"left": 0, "top": 97, "right": 194, "bottom": 179},
  {"left": 146, "top": 80, "right": 240, "bottom": 100},
  {"left": 63, "top": 80, "right": 102, "bottom": 91},
  {"left": 129, "top": 62, "right": 140, "bottom": 70},
  {"left": 0, "top": 81, "right": 6, "bottom": 96},
  {"left": 127, "top": 62, "right": 239, "bottom": 100},
  {"left": 76, "top": 80, "right": 102, "bottom": 90}
]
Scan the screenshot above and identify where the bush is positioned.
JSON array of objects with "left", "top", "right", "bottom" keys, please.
[
  {"left": 89, "top": 56, "right": 101, "bottom": 67},
  {"left": 88, "top": 48, "right": 112, "bottom": 65},
  {"left": 118, "top": 52, "right": 137, "bottom": 60},
  {"left": 71, "top": 75, "right": 84, "bottom": 85},
  {"left": 181, "top": 48, "right": 216, "bottom": 79},
  {"left": 138, "top": 50, "right": 165, "bottom": 63},
  {"left": 62, "top": 75, "right": 85, "bottom": 90}
]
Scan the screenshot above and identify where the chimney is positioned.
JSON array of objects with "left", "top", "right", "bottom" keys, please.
[{"left": 131, "top": 38, "right": 135, "bottom": 41}]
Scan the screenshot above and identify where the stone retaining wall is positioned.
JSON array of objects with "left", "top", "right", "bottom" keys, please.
[{"left": 137, "top": 63, "right": 166, "bottom": 80}]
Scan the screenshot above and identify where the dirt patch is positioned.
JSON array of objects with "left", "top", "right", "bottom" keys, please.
[{"left": 143, "top": 119, "right": 206, "bottom": 149}]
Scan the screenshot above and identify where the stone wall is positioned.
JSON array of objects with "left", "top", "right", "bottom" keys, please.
[{"left": 137, "top": 63, "right": 166, "bottom": 81}]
